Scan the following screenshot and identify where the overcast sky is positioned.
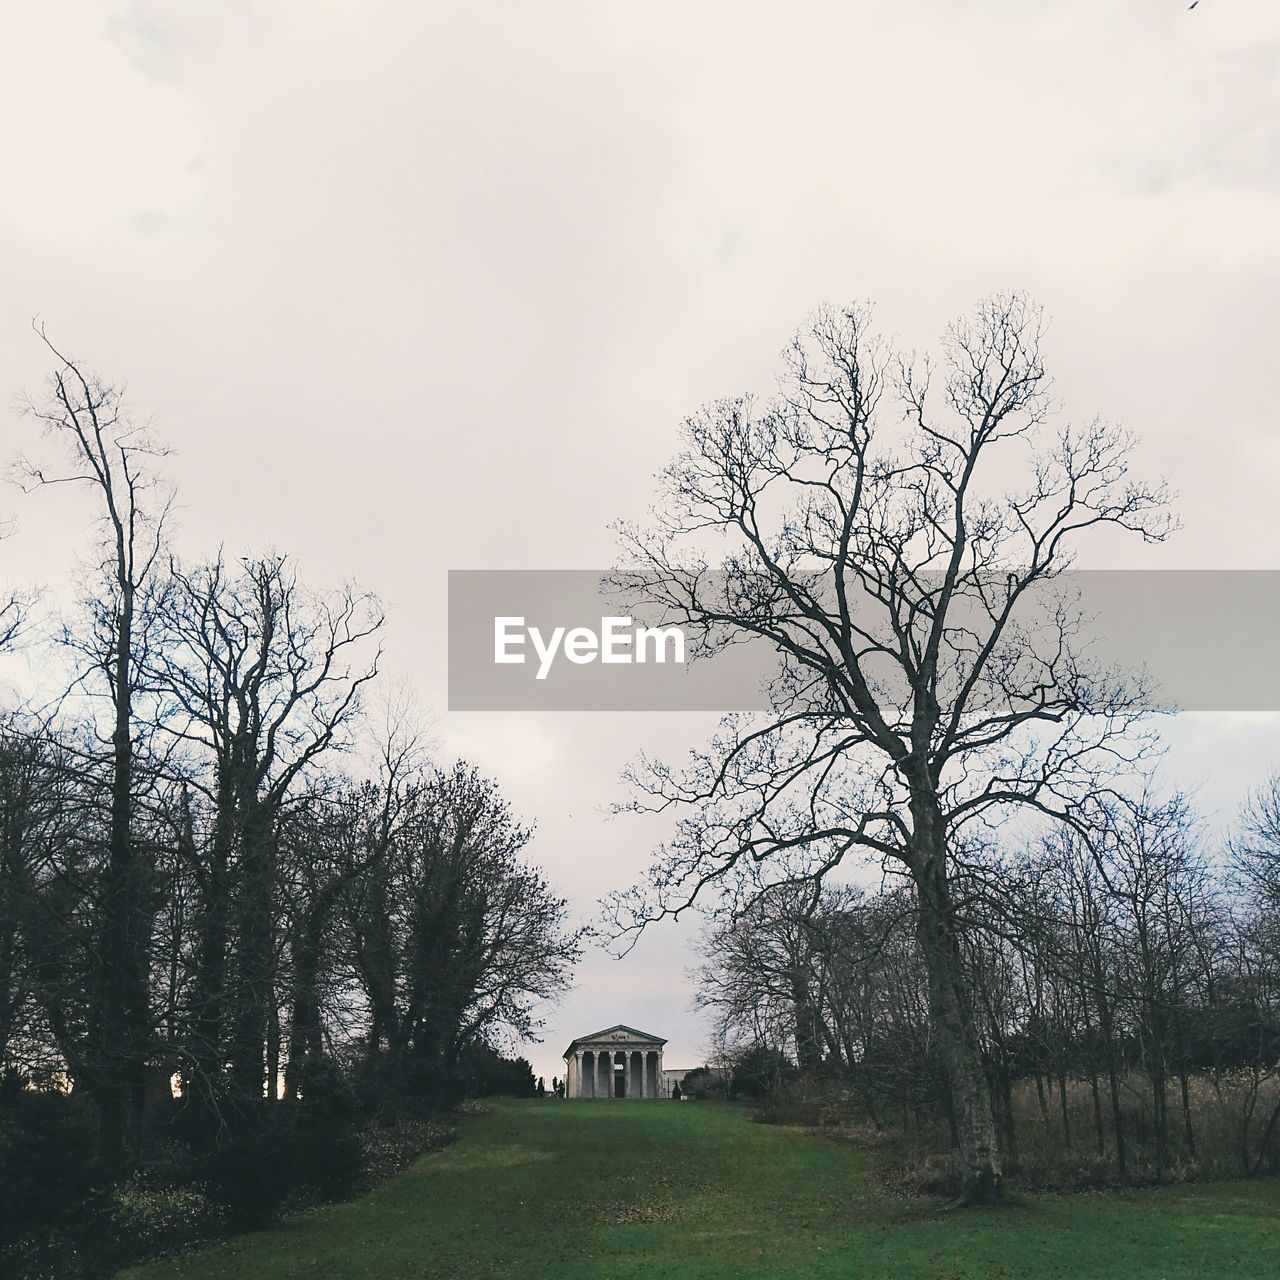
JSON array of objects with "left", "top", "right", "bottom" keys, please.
[{"left": 2, "top": 1, "right": 1279, "bottom": 1083}]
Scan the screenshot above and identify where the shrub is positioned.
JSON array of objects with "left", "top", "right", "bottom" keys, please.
[
  {"left": 0, "top": 1092, "right": 97, "bottom": 1246},
  {"left": 726, "top": 1047, "right": 795, "bottom": 1100},
  {"left": 200, "top": 1118, "right": 364, "bottom": 1228},
  {"left": 459, "top": 1044, "right": 537, "bottom": 1098},
  {"left": 105, "top": 1180, "right": 224, "bottom": 1254},
  {"left": 357, "top": 1119, "right": 456, "bottom": 1190}
]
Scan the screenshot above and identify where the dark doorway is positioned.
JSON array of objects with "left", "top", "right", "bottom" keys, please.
[{"left": 614, "top": 1061, "right": 625, "bottom": 1097}]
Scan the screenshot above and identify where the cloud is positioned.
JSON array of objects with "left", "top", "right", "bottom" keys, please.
[
  {"left": 3, "top": 0, "right": 1280, "bottom": 1085},
  {"left": 0, "top": 1, "right": 202, "bottom": 239}
]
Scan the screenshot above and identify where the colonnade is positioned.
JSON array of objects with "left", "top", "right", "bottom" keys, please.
[{"left": 566, "top": 1047, "right": 661, "bottom": 1098}]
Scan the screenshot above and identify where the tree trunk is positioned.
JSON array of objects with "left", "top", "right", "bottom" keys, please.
[
  {"left": 910, "top": 819, "right": 1002, "bottom": 1205},
  {"left": 188, "top": 789, "right": 233, "bottom": 1119},
  {"left": 1089, "top": 1072, "right": 1106, "bottom": 1158},
  {"left": 1089, "top": 953, "right": 1127, "bottom": 1178},
  {"left": 1107, "top": 1057, "right": 1127, "bottom": 1178},
  {"left": 1034, "top": 1072, "right": 1051, "bottom": 1126},
  {"left": 285, "top": 898, "right": 330, "bottom": 1100},
  {"left": 266, "top": 985, "right": 280, "bottom": 1102},
  {"left": 1151, "top": 1061, "right": 1169, "bottom": 1179},
  {"left": 790, "top": 971, "right": 822, "bottom": 1074},
  {"left": 1179, "top": 1068, "right": 1196, "bottom": 1158},
  {"left": 97, "top": 584, "right": 145, "bottom": 1171},
  {"left": 230, "top": 806, "right": 275, "bottom": 1102},
  {"left": 1057, "top": 1071, "right": 1073, "bottom": 1149}
]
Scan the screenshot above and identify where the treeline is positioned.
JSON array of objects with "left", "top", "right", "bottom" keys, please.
[
  {"left": 0, "top": 345, "right": 580, "bottom": 1272},
  {"left": 698, "top": 787, "right": 1280, "bottom": 1188}
]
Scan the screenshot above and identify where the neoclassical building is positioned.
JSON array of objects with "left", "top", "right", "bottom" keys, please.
[{"left": 563, "top": 1024, "right": 665, "bottom": 1098}]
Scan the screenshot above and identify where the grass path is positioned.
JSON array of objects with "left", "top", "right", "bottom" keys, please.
[{"left": 121, "top": 1099, "right": 1280, "bottom": 1279}]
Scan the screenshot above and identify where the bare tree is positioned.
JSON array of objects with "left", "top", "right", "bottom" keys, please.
[
  {"left": 607, "top": 295, "right": 1173, "bottom": 1202},
  {"left": 151, "top": 553, "right": 383, "bottom": 1108},
  {"left": 1230, "top": 778, "right": 1280, "bottom": 915},
  {"left": 16, "top": 331, "right": 172, "bottom": 1168},
  {"left": 696, "top": 878, "right": 839, "bottom": 1076}
]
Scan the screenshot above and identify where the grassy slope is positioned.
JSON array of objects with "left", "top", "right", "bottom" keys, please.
[{"left": 120, "top": 1099, "right": 1280, "bottom": 1280}]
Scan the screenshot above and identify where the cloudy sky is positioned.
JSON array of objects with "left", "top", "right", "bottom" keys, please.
[{"left": 2, "top": 1, "right": 1279, "bottom": 1082}]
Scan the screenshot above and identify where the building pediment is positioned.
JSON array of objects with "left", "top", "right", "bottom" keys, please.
[{"left": 563, "top": 1024, "right": 667, "bottom": 1058}]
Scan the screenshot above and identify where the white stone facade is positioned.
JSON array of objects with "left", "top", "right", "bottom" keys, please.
[{"left": 563, "top": 1024, "right": 665, "bottom": 1099}]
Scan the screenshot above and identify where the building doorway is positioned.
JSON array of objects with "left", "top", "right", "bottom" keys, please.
[{"left": 614, "top": 1059, "right": 626, "bottom": 1097}]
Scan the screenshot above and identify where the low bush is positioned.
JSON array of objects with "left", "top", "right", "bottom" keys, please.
[
  {"left": 357, "top": 1118, "right": 456, "bottom": 1190},
  {"left": 199, "top": 1117, "right": 364, "bottom": 1228},
  {"left": 0, "top": 1088, "right": 459, "bottom": 1278},
  {"left": 104, "top": 1179, "right": 224, "bottom": 1256},
  {"left": 0, "top": 1092, "right": 97, "bottom": 1247}
]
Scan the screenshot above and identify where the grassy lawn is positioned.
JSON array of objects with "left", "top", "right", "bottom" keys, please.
[{"left": 120, "top": 1099, "right": 1280, "bottom": 1279}]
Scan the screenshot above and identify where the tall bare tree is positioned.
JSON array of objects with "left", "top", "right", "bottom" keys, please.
[
  {"left": 607, "top": 295, "right": 1173, "bottom": 1202},
  {"left": 152, "top": 553, "right": 382, "bottom": 1108},
  {"left": 17, "top": 331, "right": 172, "bottom": 1168}
]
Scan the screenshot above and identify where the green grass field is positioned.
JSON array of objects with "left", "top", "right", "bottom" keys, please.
[{"left": 120, "top": 1099, "right": 1280, "bottom": 1279}]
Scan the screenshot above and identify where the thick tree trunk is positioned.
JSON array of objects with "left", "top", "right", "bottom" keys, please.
[
  {"left": 97, "top": 587, "right": 146, "bottom": 1171},
  {"left": 995, "top": 1053, "right": 1016, "bottom": 1158},
  {"left": 285, "top": 893, "right": 332, "bottom": 1100},
  {"left": 230, "top": 807, "right": 275, "bottom": 1102},
  {"left": 0, "top": 918, "right": 16, "bottom": 1074},
  {"left": 909, "top": 818, "right": 1002, "bottom": 1205},
  {"left": 790, "top": 971, "right": 822, "bottom": 1073},
  {"left": 188, "top": 790, "right": 233, "bottom": 1119}
]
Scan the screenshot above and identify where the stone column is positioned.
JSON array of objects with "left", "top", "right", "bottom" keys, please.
[{"left": 597, "top": 1049, "right": 609, "bottom": 1098}]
